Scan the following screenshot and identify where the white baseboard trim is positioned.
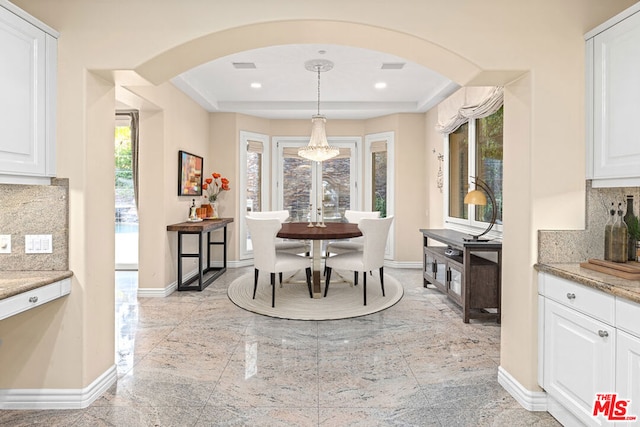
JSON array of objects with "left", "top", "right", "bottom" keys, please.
[
  {"left": 230, "top": 259, "right": 254, "bottom": 268},
  {"left": 0, "top": 364, "right": 117, "bottom": 410},
  {"left": 385, "top": 260, "right": 422, "bottom": 269},
  {"left": 498, "top": 366, "right": 548, "bottom": 412},
  {"left": 137, "top": 267, "right": 200, "bottom": 298}
]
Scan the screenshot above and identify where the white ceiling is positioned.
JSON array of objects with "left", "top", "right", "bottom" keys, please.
[{"left": 170, "top": 44, "right": 459, "bottom": 120}]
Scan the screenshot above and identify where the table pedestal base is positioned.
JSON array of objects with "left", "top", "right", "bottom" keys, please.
[{"left": 311, "top": 240, "right": 322, "bottom": 298}]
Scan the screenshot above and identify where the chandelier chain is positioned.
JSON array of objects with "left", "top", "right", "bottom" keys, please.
[{"left": 316, "top": 67, "right": 321, "bottom": 115}]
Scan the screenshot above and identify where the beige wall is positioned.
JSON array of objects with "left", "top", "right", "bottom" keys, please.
[
  {"left": 121, "top": 83, "right": 211, "bottom": 290},
  {"left": 5, "top": 0, "right": 637, "bottom": 400}
]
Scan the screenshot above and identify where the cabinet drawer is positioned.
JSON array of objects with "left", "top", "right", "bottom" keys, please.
[
  {"left": 616, "top": 297, "right": 640, "bottom": 337},
  {"left": 541, "top": 273, "right": 615, "bottom": 325},
  {"left": 0, "top": 278, "right": 70, "bottom": 320}
]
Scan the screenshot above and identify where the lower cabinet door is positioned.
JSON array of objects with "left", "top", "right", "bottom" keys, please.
[
  {"left": 434, "top": 257, "right": 446, "bottom": 285},
  {"left": 616, "top": 330, "right": 640, "bottom": 425},
  {"left": 544, "top": 299, "right": 615, "bottom": 427},
  {"left": 448, "top": 264, "right": 462, "bottom": 301},
  {"left": 424, "top": 251, "right": 436, "bottom": 282}
]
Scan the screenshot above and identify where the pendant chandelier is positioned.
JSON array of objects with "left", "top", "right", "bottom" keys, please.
[{"left": 298, "top": 59, "right": 339, "bottom": 162}]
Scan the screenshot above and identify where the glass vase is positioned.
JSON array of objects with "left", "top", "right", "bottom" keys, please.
[{"left": 210, "top": 201, "right": 219, "bottom": 218}]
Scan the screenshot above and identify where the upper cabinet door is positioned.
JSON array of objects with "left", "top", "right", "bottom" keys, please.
[
  {"left": 0, "top": 5, "right": 56, "bottom": 177},
  {"left": 590, "top": 10, "right": 640, "bottom": 187}
]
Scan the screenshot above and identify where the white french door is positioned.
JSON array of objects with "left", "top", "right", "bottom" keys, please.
[{"left": 273, "top": 137, "right": 360, "bottom": 223}]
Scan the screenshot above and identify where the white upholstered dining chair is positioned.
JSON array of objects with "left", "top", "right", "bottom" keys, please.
[
  {"left": 324, "top": 216, "right": 394, "bottom": 306},
  {"left": 245, "top": 217, "right": 312, "bottom": 308},
  {"left": 248, "top": 210, "right": 310, "bottom": 255},
  {"left": 325, "top": 210, "right": 380, "bottom": 258}
]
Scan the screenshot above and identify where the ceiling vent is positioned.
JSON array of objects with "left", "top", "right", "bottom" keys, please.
[
  {"left": 232, "top": 62, "right": 257, "bottom": 69},
  {"left": 381, "top": 62, "right": 405, "bottom": 70}
]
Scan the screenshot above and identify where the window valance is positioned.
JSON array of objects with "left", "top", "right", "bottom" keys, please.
[
  {"left": 247, "top": 139, "right": 264, "bottom": 154},
  {"left": 435, "top": 86, "right": 504, "bottom": 134}
]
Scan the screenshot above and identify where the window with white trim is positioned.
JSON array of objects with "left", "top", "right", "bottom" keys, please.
[
  {"left": 365, "top": 131, "right": 395, "bottom": 259},
  {"left": 239, "top": 131, "right": 270, "bottom": 259},
  {"left": 444, "top": 106, "right": 503, "bottom": 235}
]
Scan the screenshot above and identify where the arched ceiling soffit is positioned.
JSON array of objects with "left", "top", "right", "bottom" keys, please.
[{"left": 135, "top": 20, "right": 482, "bottom": 86}]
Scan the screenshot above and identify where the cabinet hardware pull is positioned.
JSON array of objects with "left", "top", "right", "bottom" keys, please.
[
  {"left": 28, "top": 296, "right": 38, "bottom": 303},
  {"left": 598, "top": 330, "right": 609, "bottom": 338},
  {"left": 566, "top": 293, "right": 576, "bottom": 300}
]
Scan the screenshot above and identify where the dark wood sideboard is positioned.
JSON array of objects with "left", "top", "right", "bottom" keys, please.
[{"left": 420, "top": 229, "right": 502, "bottom": 323}]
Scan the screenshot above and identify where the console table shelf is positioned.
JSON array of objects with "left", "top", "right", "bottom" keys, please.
[{"left": 420, "top": 229, "right": 502, "bottom": 323}]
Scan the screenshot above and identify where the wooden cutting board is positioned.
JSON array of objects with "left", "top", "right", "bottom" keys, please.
[{"left": 580, "top": 259, "right": 640, "bottom": 280}]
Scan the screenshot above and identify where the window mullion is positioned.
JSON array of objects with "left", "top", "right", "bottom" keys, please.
[{"left": 468, "top": 118, "right": 478, "bottom": 227}]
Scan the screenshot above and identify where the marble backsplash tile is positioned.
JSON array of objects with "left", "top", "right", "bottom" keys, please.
[
  {"left": 538, "top": 181, "right": 640, "bottom": 264},
  {"left": 0, "top": 179, "right": 68, "bottom": 270}
]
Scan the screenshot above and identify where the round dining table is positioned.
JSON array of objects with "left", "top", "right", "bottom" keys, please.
[{"left": 277, "top": 222, "right": 362, "bottom": 298}]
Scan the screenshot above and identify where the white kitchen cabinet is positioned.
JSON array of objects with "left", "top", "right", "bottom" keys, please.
[
  {"left": 616, "top": 297, "right": 640, "bottom": 425},
  {"left": 544, "top": 299, "right": 615, "bottom": 426},
  {"left": 616, "top": 330, "right": 640, "bottom": 426},
  {"left": 586, "top": 3, "right": 640, "bottom": 187},
  {"left": 0, "top": 1, "right": 57, "bottom": 181},
  {"left": 538, "top": 272, "right": 640, "bottom": 426}
]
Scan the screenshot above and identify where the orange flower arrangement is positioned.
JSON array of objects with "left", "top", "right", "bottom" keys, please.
[{"left": 202, "top": 172, "right": 230, "bottom": 202}]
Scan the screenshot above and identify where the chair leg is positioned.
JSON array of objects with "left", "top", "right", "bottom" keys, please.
[
  {"left": 380, "top": 267, "right": 385, "bottom": 297},
  {"left": 270, "top": 273, "right": 276, "bottom": 308},
  {"left": 324, "top": 267, "right": 332, "bottom": 297},
  {"left": 253, "top": 268, "right": 259, "bottom": 299},
  {"left": 279, "top": 272, "right": 283, "bottom": 288},
  {"left": 363, "top": 271, "right": 367, "bottom": 306},
  {"left": 305, "top": 267, "right": 312, "bottom": 298},
  {"left": 354, "top": 271, "right": 358, "bottom": 286},
  {"left": 324, "top": 251, "right": 330, "bottom": 276}
]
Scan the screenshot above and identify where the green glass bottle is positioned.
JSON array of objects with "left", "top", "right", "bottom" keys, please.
[{"left": 623, "top": 195, "right": 637, "bottom": 261}]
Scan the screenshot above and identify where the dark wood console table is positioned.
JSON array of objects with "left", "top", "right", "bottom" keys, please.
[
  {"left": 420, "top": 228, "right": 502, "bottom": 323},
  {"left": 167, "top": 218, "right": 233, "bottom": 291}
]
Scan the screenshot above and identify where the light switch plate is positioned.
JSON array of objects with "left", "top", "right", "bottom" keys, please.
[
  {"left": 0, "top": 235, "right": 10, "bottom": 254},
  {"left": 25, "top": 234, "right": 52, "bottom": 254}
]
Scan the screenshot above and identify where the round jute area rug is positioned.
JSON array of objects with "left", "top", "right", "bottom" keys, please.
[{"left": 227, "top": 270, "right": 403, "bottom": 320}]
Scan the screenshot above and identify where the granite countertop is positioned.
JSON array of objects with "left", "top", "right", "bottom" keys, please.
[
  {"left": 535, "top": 263, "right": 640, "bottom": 304},
  {"left": 0, "top": 271, "right": 73, "bottom": 300}
]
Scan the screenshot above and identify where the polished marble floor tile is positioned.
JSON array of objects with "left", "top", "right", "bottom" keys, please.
[{"left": 0, "top": 267, "right": 561, "bottom": 427}]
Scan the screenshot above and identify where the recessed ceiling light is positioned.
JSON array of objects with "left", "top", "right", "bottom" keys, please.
[
  {"left": 374, "top": 82, "right": 387, "bottom": 89},
  {"left": 250, "top": 82, "right": 262, "bottom": 89}
]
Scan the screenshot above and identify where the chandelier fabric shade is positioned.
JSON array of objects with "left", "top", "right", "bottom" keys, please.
[{"left": 298, "top": 59, "right": 339, "bottom": 162}]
